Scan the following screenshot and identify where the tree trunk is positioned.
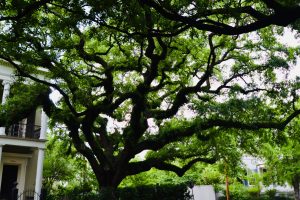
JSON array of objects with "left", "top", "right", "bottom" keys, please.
[
  {"left": 96, "top": 171, "right": 123, "bottom": 200},
  {"left": 292, "top": 175, "right": 300, "bottom": 200},
  {"left": 225, "top": 175, "right": 230, "bottom": 200},
  {"left": 99, "top": 186, "right": 117, "bottom": 200}
]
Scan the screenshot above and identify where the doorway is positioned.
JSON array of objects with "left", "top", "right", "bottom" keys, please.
[{"left": 0, "top": 165, "right": 19, "bottom": 200}]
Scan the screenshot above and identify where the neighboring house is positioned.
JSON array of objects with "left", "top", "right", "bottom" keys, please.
[
  {"left": 0, "top": 61, "right": 48, "bottom": 200},
  {"left": 242, "top": 155, "right": 266, "bottom": 186},
  {"left": 242, "top": 156, "right": 293, "bottom": 195}
]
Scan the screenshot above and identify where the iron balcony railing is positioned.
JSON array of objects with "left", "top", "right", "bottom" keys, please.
[
  {"left": 5, "top": 123, "right": 41, "bottom": 139},
  {"left": 17, "top": 190, "right": 42, "bottom": 200}
]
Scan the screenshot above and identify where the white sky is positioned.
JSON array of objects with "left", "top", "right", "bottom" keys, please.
[{"left": 278, "top": 28, "right": 300, "bottom": 77}]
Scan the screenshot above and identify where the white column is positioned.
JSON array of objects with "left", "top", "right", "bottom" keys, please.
[
  {"left": 1, "top": 80, "right": 11, "bottom": 103},
  {"left": 0, "top": 145, "right": 3, "bottom": 162},
  {"left": 34, "top": 148, "right": 45, "bottom": 200},
  {"left": 0, "top": 144, "right": 3, "bottom": 190},
  {"left": 0, "top": 80, "right": 11, "bottom": 135},
  {"left": 39, "top": 110, "right": 48, "bottom": 140}
]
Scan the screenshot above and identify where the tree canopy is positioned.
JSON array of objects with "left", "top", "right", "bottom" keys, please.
[
  {"left": 1, "top": 1, "right": 300, "bottom": 198},
  {"left": 262, "top": 119, "right": 300, "bottom": 200}
]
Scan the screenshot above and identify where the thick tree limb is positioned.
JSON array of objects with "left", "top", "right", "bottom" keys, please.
[
  {"left": 127, "top": 157, "right": 216, "bottom": 176},
  {"left": 139, "top": 0, "right": 300, "bottom": 35},
  {"left": 135, "top": 109, "right": 300, "bottom": 154},
  {"left": 0, "top": 0, "right": 51, "bottom": 21},
  {"left": 261, "top": 0, "right": 283, "bottom": 11}
]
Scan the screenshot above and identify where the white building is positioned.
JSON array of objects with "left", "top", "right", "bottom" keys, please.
[
  {"left": 0, "top": 61, "right": 48, "bottom": 200},
  {"left": 242, "top": 156, "right": 293, "bottom": 194}
]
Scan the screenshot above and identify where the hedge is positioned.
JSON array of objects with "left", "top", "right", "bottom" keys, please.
[{"left": 46, "top": 184, "right": 192, "bottom": 200}]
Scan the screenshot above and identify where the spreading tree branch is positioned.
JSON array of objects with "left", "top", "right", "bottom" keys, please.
[
  {"left": 0, "top": 0, "right": 51, "bottom": 21},
  {"left": 127, "top": 156, "right": 216, "bottom": 176},
  {"left": 139, "top": 0, "right": 300, "bottom": 35},
  {"left": 135, "top": 109, "right": 300, "bottom": 154}
]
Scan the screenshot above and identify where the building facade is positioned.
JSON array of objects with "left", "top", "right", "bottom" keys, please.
[
  {"left": 0, "top": 62, "right": 48, "bottom": 200},
  {"left": 242, "top": 156, "right": 294, "bottom": 196}
]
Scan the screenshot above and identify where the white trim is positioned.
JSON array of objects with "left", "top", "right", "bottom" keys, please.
[
  {"left": 2, "top": 153, "right": 32, "bottom": 159},
  {"left": 0, "top": 154, "right": 28, "bottom": 197},
  {"left": 0, "top": 136, "right": 46, "bottom": 149},
  {"left": 40, "top": 110, "right": 48, "bottom": 140},
  {"left": 0, "top": 65, "right": 14, "bottom": 81},
  {"left": 0, "top": 80, "right": 12, "bottom": 135},
  {"left": 0, "top": 145, "right": 2, "bottom": 168}
]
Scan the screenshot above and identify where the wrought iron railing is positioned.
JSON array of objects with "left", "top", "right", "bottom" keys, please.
[
  {"left": 16, "top": 190, "right": 41, "bottom": 200},
  {"left": 5, "top": 123, "right": 41, "bottom": 139}
]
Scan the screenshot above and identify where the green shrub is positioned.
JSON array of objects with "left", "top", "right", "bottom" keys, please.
[
  {"left": 117, "top": 184, "right": 192, "bottom": 200},
  {"left": 46, "top": 184, "right": 192, "bottom": 200},
  {"left": 247, "top": 186, "right": 260, "bottom": 199},
  {"left": 229, "top": 184, "right": 250, "bottom": 200},
  {"left": 218, "top": 183, "right": 250, "bottom": 200},
  {"left": 217, "top": 185, "right": 293, "bottom": 200},
  {"left": 265, "top": 189, "right": 276, "bottom": 199}
]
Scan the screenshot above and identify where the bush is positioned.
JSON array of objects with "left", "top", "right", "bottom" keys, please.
[
  {"left": 265, "top": 189, "right": 276, "bottom": 199},
  {"left": 117, "top": 184, "right": 192, "bottom": 200},
  {"left": 218, "top": 183, "right": 250, "bottom": 200},
  {"left": 45, "top": 184, "right": 192, "bottom": 200},
  {"left": 230, "top": 185, "right": 250, "bottom": 200},
  {"left": 247, "top": 186, "right": 260, "bottom": 199},
  {"left": 217, "top": 185, "right": 293, "bottom": 200}
]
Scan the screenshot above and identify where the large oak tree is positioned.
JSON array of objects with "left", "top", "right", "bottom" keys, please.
[{"left": 1, "top": 0, "right": 300, "bottom": 199}]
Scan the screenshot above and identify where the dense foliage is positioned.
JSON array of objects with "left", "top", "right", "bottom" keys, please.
[
  {"left": 43, "top": 133, "right": 98, "bottom": 196},
  {"left": 262, "top": 120, "right": 300, "bottom": 200},
  {"left": 218, "top": 184, "right": 293, "bottom": 200},
  {"left": 46, "top": 184, "right": 192, "bottom": 200},
  {"left": 1, "top": 1, "right": 300, "bottom": 199}
]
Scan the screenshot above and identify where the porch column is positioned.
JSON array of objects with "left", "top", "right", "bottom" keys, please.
[
  {"left": 0, "top": 144, "right": 2, "bottom": 163},
  {"left": 34, "top": 148, "right": 45, "bottom": 200},
  {"left": 0, "top": 144, "right": 3, "bottom": 190},
  {"left": 0, "top": 80, "right": 11, "bottom": 135},
  {"left": 39, "top": 110, "right": 48, "bottom": 140}
]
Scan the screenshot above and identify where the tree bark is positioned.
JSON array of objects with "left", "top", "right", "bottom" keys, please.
[
  {"left": 292, "top": 175, "right": 300, "bottom": 200},
  {"left": 99, "top": 186, "right": 117, "bottom": 200},
  {"left": 96, "top": 169, "right": 125, "bottom": 200}
]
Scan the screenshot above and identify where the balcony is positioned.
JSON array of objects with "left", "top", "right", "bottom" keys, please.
[{"left": 5, "top": 123, "right": 41, "bottom": 139}]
